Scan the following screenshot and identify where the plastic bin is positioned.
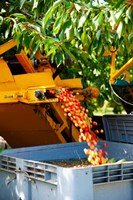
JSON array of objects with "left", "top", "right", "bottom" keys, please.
[
  {"left": 103, "top": 114, "right": 133, "bottom": 143},
  {"left": 1, "top": 141, "right": 133, "bottom": 200}
]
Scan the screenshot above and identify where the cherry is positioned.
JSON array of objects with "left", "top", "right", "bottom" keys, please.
[{"left": 49, "top": 87, "right": 108, "bottom": 165}]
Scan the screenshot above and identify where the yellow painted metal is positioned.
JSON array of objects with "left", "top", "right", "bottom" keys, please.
[
  {"left": 0, "top": 90, "right": 18, "bottom": 103},
  {"left": 0, "top": 65, "right": 58, "bottom": 103},
  {"left": 110, "top": 49, "right": 116, "bottom": 82},
  {"left": 110, "top": 57, "right": 133, "bottom": 84},
  {"left": 37, "top": 103, "right": 70, "bottom": 143},
  {"left": 0, "top": 59, "right": 14, "bottom": 83},
  {"left": 103, "top": 47, "right": 133, "bottom": 84},
  {"left": 52, "top": 103, "right": 69, "bottom": 128},
  {"left": 103, "top": 47, "right": 117, "bottom": 84},
  {"left": 125, "top": 71, "right": 130, "bottom": 83},
  {"left": 0, "top": 40, "right": 16, "bottom": 55},
  {"left": 0, "top": 89, "right": 59, "bottom": 104},
  {"left": 103, "top": 48, "right": 120, "bottom": 57},
  {"left": 71, "top": 124, "right": 80, "bottom": 141},
  {"left": 37, "top": 104, "right": 67, "bottom": 143},
  {"left": 55, "top": 124, "right": 67, "bottom": 143},
  {"left": 51, "top": 102, "right": 79, "bottom": 142},
  {"left": 37, "top": 106, "right": 60, "bottom": 131},
  {"left": 55, "top": 76, "right": 82, "bottom": 89},
  {"left": 14, "top": 70, "right": 55, "bottom": 89},
  {"left": 0, "top": 41, "right": 69, "bottom": 142},
  {"left": 22, "top": 88, "right": 58, "bottom": 104}
]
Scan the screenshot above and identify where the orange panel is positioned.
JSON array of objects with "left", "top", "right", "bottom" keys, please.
[
  {"left": 16, "top": 50, "right": 35, "bottom": 73},
  {"left": 0, "top": 104, "right": 60, "bottom": 148}
]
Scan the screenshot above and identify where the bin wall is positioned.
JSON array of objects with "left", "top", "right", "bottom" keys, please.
[
  {"left": 3, "top": 141, "right": 133, "bottom": 162},
  {"left": 103, "top": 114, "right": 133, "bottom": 143},
  {"left": 1, "top": 142, "right": 133, "bottom": 200}
]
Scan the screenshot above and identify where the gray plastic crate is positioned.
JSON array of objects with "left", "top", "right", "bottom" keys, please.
[
  {"left": 1, "top": 141, "right": 133, "bottom": 200},
  {"left": 103, "top": 114, "right": 133, "bottom": 143}
]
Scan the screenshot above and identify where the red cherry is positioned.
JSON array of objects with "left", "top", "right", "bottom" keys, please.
[
  {"left": 103, "top": 143, "right": 108, "bottom": 147},
  {"left": 94, "top": 130, "right": 99, "bottom": 134},
  {"left": 92, "top": 121, "right": 98, "bottom": 126}
]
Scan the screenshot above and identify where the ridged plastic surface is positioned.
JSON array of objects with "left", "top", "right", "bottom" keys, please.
[
  {"left": 103, "top": 114, "right": 133, "bottom": 143},
  {"left": 1, "top": 141, "right": 133, "bottom": 200}
]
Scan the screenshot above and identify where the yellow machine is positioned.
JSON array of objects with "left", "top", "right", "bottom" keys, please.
[
  {"left": 0, "top": 40, "right": 99, "bottom": 148},
  {"left": 103, "top": 48, "right": 133, "bottom": 113}
]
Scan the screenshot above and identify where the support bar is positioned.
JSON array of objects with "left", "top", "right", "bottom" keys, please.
[
  {"left": 110, "top": 57, "right": 133, "bottom": 84},
  {"left": 0, "top": 40, "right": 16, "bottom": 55}
]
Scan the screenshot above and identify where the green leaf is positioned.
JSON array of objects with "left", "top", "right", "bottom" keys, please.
[
  {"left": 126, "top": 6, "right": 132, "bottom": 20},
  {"left": 5, "top": 28, "right": 10, "bottom": 39},
  {"left": 42, "top": 0, "right": 62, "bottom": 31},
  {"left": 30, "top": 43, "right": 39, "bottom": 58},
  {"left": 96, "top": 30, "right": 101, "bottom": 40},
  {"left": 55, "top": 51, "right": 64, "bottom": 67},
  {"left": 0, "top": 8, "right": 6, "bottom": 14},
  {"left": 63, "top": 19, "right": 71, "bottom": 30},
  {"left": 63, "top": 19, "right": 74, "bottom": 41},
  {"left": 78, "top": 14, "right": 87, "bottom": 29},
  {"left": 92, "top": 14, "right": 99, "bottom": 30},
  {"left": 13, "top": 26, "right": 22, "bottom": 47},
  {"left": 79, "top": 51, "right": 90, "bottom": 66},
  {"left": 0, "top": 148, "right": 4, "bottom": 154},
  {"left": 128, "top": 32, "right": 133, "bottom": 43},
  {"left": 0, "top": 16, "right": 3, "bottom": 26},
  {"left": 33, "top": 0, "right": 39, "bottom": 10},
  {"left": 44, "top": 38, "right": 59, "bottom": 52},
  {"left": 74, "top": 3, "right": 81, "bottom": 12},
  {"left": 65, "top": 25, "right": 74, "bottom": 41},
  {"left": 23, "top": 35, "right": 32, "bottom": 49},
  {"left": 10, "top": 13, "right": 26, "bottom": 20},
  {"left": 115, "top": 6, "right": 125, "bottom": 20},
  {"left": 116, "top": 21, "right": 123, "bottom": 38},
  {"left": 124, "top": 15, "right": 129, "bottom": 24},
  {"left": 19, "top": 0, "right": 26, "bottom": 9},
  {"left": 97, "top": 40, "right": 103, "bottom": 55},
  {"left": 81, "top": 28, "right": 88, "bottom": 46},
  {"left": 61, "top": 43, "right": 77, "bottom": 64},
  {"left": 115, "top": 7, "right": 125, "bottom": 26},
  {"left": 127, "top": 20, "right": 133, "bottom": 33},
  {"left": 47, "top": 46, "right": 57, "bottom": 56},
  {"left": 59, "top": 30, "right": 65, "bottom": 40},
  {"left": 55, "top": 89, "right": 60, "bottom": 95},
  {"left": 108, "top": 158, "right": 116, "bottom": 163},
  {"left": 53, "top": 15, "right": 63, "bottom": 34},
  {"left": 93, "top": 12, "right": 104, "bottom": 30},
  {"left": 98, "top": 12, "right": 104, "bottom": 26},
  {"left": 29, "top": 35, "right": 36, "bottom": 48},
  {"left": 74, "top": 26, "right": 81, "bottom": 40},
  {"left": 109, "top": 10, "right": 116, "bottom": 29}
]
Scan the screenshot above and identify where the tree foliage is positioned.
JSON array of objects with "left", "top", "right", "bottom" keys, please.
[{"left": 0, "top": 0, "right": 133, "bottom": 113}]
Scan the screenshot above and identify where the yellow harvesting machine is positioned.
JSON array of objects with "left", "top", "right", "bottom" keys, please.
[{"left": 0, "top": 40, "right": 99, "bottom": 148}]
